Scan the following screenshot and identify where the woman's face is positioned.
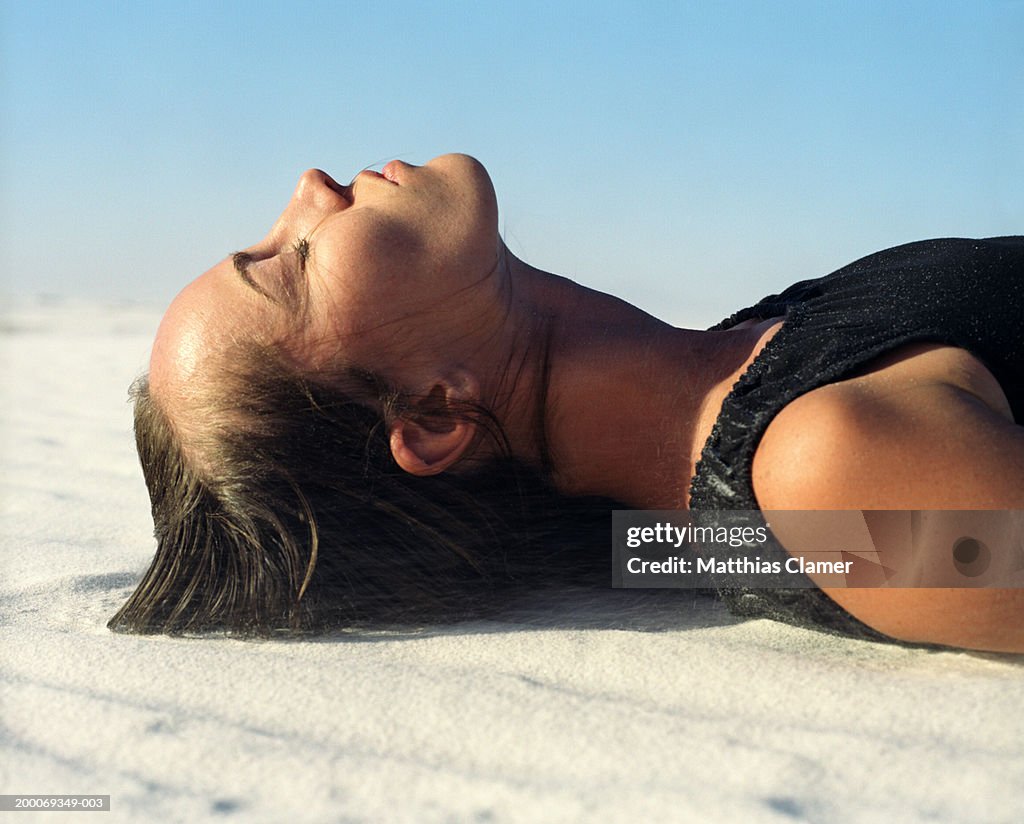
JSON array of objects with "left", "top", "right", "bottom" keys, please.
[{"left": 150, "top": 153, "right": 501, "bottom": 403}]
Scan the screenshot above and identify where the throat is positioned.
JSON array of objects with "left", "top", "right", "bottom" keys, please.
[{"left": 543, "top": 315, "right": 785, "bottom": 509}]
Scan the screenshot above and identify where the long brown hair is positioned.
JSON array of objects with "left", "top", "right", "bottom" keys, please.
[{"left": 108, "top": 344, "right": 617, "bottom": 635}]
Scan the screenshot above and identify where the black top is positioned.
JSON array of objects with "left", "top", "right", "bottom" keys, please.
[{"left": 688, "top": 236, "right": 1024, "bottom": 642}]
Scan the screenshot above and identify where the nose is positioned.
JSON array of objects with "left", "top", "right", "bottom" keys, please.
[
  {"left": 265, "top": 169, "right": 349, "bottom": 246},
  {"left": 292, "top": 168, "right": 351, "bottom": 211}
]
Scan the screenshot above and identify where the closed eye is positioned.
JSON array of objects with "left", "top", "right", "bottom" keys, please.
[
  {"left": 286, "top": 236, "right": 313, "bottom": 315},
  {"left": 293, "top": 236, "right": 310, "bottom": 275}
]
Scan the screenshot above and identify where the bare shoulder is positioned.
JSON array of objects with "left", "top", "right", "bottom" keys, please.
[
  {"left": 751, "top": 343, "right": 1024, "bottom": 651},
  {"left": 752, "top": 343, "right": 1024, "bottom": 510}
]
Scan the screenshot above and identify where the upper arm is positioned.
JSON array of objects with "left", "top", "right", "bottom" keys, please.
[{"left": 752, "top": 382, "right": 1024, "bottom": 651}]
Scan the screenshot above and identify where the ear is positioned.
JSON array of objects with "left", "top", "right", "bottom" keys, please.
[{"left": 389, "top": 372, "right": 481, "bottom": 476}]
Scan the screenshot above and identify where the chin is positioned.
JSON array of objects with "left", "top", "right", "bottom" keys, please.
[
  {"left": 429, "top": 152, "right": 498, "bottom": 234},
  {"left": 427, "top": 153, "right": 490, "bottom": 189}
]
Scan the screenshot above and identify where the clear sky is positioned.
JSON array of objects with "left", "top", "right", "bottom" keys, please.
[{"left": 2, "top": 0, "right": 1021, "bottom": 325}]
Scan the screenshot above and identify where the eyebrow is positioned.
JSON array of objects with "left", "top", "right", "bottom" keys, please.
[
  {"left": 231, "top": 249, "right": 312, "bottom": 320},
  {"left": 232, "top": 252, "right": 277, "bottom": 303}
]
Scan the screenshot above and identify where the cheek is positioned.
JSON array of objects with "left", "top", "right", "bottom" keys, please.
[{"left": 308, "top": 222, "right": 431, "bottom": 335}]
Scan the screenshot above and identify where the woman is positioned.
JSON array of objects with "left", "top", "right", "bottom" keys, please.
[{"left": 109, "top": 153, "right": 1024, "bottom": 651}]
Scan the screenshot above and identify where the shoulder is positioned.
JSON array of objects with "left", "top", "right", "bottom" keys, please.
[
  {"left": 752, "top": 345, "right": 1024, "bottom": 511},
  {"left": 749, "top": 351, "right": 1024, "bottom": 650}
]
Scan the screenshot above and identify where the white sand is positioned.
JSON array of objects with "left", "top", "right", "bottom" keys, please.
[{"left": 2, "top": 298, "right": 1023, "bottom": 824}]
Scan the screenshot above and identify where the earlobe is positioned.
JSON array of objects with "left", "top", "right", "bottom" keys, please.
[{"left": 388, "top": 373, "right": 481, "bottom": 476}]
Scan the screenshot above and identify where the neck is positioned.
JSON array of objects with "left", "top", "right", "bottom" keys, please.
[{"left": 483, "top": 248, "right": 779, "bottom": 509}]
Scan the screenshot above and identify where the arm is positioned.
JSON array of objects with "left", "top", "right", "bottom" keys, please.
[{"left": 752, "top": 375, "right": 1024, "bottom": 652}]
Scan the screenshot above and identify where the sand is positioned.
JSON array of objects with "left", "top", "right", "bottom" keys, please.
[{"left": 2, "top": 297, "right": 1022, "bottom": 823}]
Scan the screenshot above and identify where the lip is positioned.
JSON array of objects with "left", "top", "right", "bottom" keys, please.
[{"left": 381, "top": 160, "right": 404, "bottom": 184}]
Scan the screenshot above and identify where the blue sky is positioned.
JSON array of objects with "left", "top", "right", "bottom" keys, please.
[{"left": 2, "top": 0, "right": 1021, "bottom": 324}]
